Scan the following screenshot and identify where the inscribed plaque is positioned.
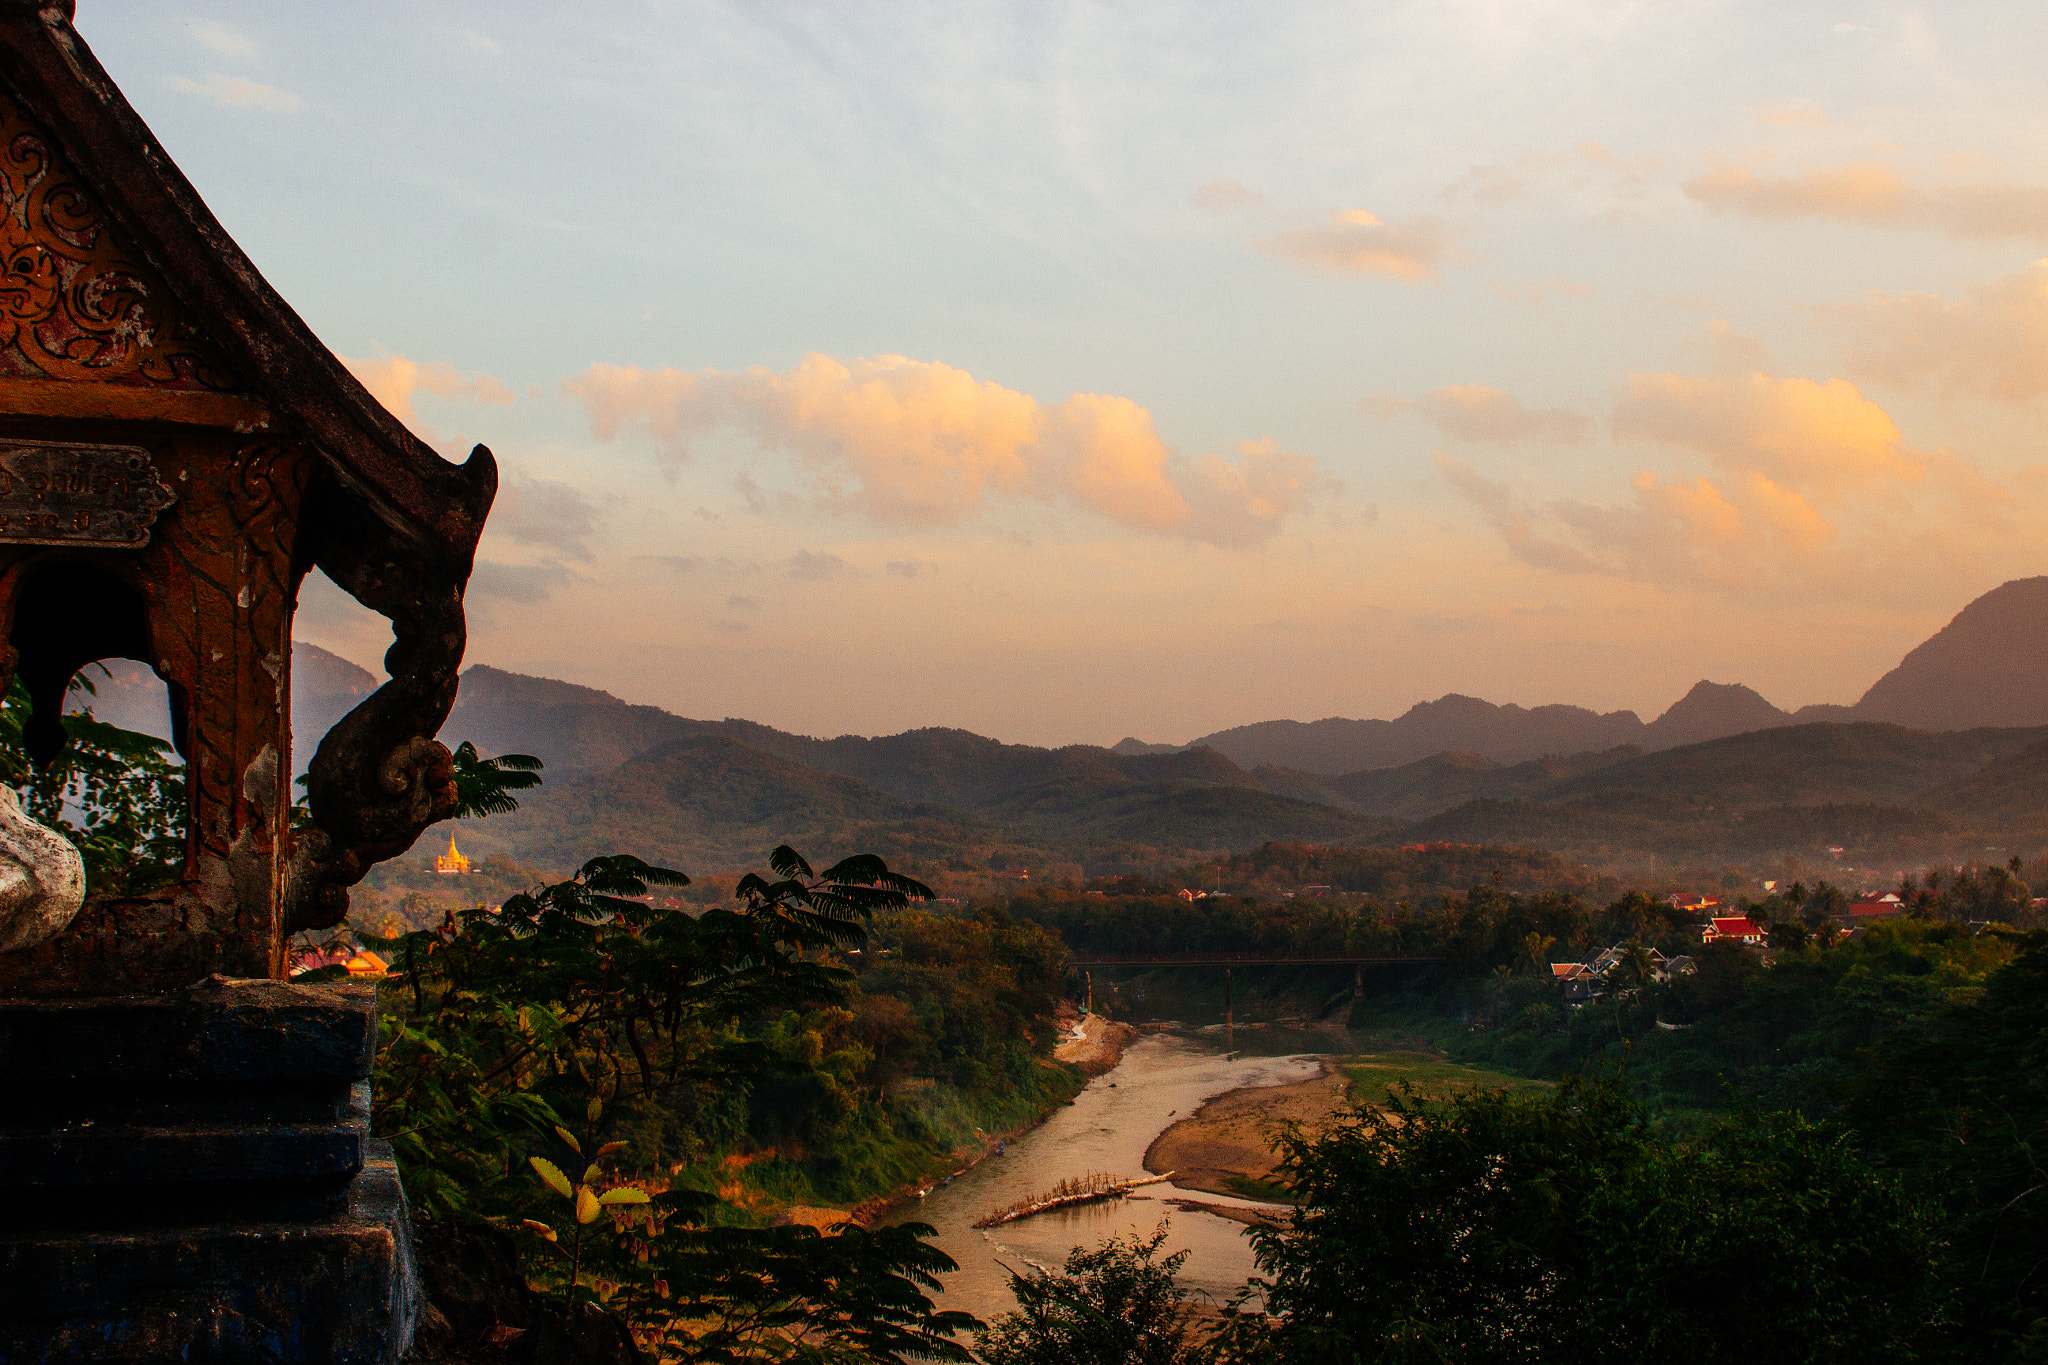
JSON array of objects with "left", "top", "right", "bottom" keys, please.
[{"left": 0, "top": 441, "right": 177, "bottom": 547}]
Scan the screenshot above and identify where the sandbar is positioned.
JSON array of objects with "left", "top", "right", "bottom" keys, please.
[{"left": 1141, "top": 1060, "right": 1352, "bottom": 1199}]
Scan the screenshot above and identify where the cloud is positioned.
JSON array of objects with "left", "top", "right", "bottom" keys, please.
[
  {"left": 1685, "top": 160, "right": 2048, "bottom": 239},
  {"left": 1443, "top": 453, "right": 1840, "bottom": 592},
  {"left": 1367, "top": 385, "right": 1591, "bottom": 444},
  {"left": 491, "top": 475, "right": 602, "bottom": 559},
  {"left": 1442, "top": 143, "right": 1622, "bottom": 208},
  {"left": 1610, "top": 370, "right": 1919, "bottom": 492},
  {"left": 564, "top": 354, "right": 1328, "bottom": 547},
  {"left": 1437, "top": 455, "right": 1604, "bottom": 575},
  {"left": 1832, "top": 259, "right": 2048, "bottom": 402},
  {"left": 188, "top": 21, "right": 259, "bottom": 59},
  {"left": 1437, "top": 347, "right": 1984, "bottom": 595},
  {"left": 725, "top": 593, "right": 761, "bottom": 610},
  {"left": 468, "top": 559, "right": 572, "bottom": 605},
  {"left": 886, "top": 560, "right": 936, "bottom": 578},
  {"left": 786, "top": 550, "right": 852, "bottom": 581},
  {"left": 1257, "top": 210, "right": 1453, "bottom": 282},
  {"left": 1439, "top": 143, "right": 1652, "bottom": 216},
  {"left": 343, "top": 354, "right": 515, "bottom": 442},
  {"left": 1191, "top": 178, "right": 1262, "bottom": 212},
  {"left": 649, "top": 554, "right": 760, "bottom": 576},
  {"left": 169, "top": 73, "right": 300, "bottom": 113}
]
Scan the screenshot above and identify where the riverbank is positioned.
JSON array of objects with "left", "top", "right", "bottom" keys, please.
[
  {"left": 1054, "top": 1011, "right": 1137, "bottom": 1077},
  {"left": 841, "top": 1082, "right": 1082, "bottom": 1226},
  {"left": 1141, "top": 1048, "right": 1556, "bottom": 1200},
  {"left": 1141, "top": 1058, "right": 1351, "bottom": 1199},
  {"left": 881, "top": 1032, "right": 1330, "bottom": 1323},
  {"left": 840, "top": 1017, "right": 1123, "bottom": 1226}
]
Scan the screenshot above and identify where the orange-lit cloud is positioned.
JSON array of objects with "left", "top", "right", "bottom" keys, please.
[
  {"left": 1833, "top": 258, "right": 2048, "bottom": 402},
  {"left": 564, "top": 355, "right": 1327, "bottom": 547},
  {"left": 1611, "top": 371, "right": 1919, "bottom": 492},
  {"left": 343, "top": 354, "right": 515, "bottom": 436},
  {"left": 1448, "top": 458, "right": 1841, "bottom": 593},
  {"left": 1368, "top": 384, "right": 1591, "bottom": 444},
  {"left": 1439, "top": 359, "right": 1957, "bottom": 592},
  {"left": 1686, "top": 160, "right": 2048, "bottom": 239},
  {"left": 1258, "top": 210, "right": 1452, "bottom": 282}
]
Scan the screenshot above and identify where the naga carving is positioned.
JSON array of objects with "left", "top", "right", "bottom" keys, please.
[
  {"left": 283, "top": 456, "right": 484, "bottom": 933},
  {"left": 0, "top": 92, "right": 238, "bottom": 390}
]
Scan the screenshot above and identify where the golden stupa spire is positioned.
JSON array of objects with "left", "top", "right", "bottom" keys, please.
[{"left": 434, "top": 830, "right": 471, "bottom": 876}]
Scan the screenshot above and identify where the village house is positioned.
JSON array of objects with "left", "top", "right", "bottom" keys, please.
[
  {"left": 1551, "top": 961, "right": 1604, "bottom": 1005},
  {"left": 1701, "top": 916, "right": 1765, "bottom": 946},
  {"left": 1843, "top": 894, "right": 1905, "bottom": 921},
  {"left": 1550, "top": 943, "right": 1697, "bottom": 1007}
]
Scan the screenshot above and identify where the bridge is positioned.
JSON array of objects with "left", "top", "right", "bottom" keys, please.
[
  {"left": 1067, "top": 952, "right": 1444, "bottom": 967},
  {"left": 1066, "top": 951, "right": 1447, "bottom": 1028}
]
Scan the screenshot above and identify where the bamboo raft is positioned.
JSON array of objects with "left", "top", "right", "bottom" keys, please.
[{"left": 973, "top": 1171, "right": 1177, "bottom": 1229}]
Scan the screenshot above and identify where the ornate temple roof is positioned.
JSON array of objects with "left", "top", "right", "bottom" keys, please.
[{"left": 0, "top": 0, "right": 495, "bottom": 572}]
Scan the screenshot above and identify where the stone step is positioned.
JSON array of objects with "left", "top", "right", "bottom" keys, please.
[
  {"left": 0, "top": 1082, "right": 368, "bottom": 1189},
  {"left": 0, "top": 1142, "right": 417, "bottom": 1364}
]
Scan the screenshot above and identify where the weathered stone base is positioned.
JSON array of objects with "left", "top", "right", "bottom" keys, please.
[
  {"left": 0, "top": 1142, "right": 418, "bottom": 1365},
  {"left": 0, "top": 981, "right": 416, "bottom": 1362}
]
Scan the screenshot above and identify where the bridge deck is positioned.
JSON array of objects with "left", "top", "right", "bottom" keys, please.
[{"left": 1068, "top": 953, "right": 1444, "bottom": 967}]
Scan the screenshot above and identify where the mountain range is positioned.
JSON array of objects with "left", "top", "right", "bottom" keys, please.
[
  {"left": 57, "top": 576, "right": 2048, "bottom": 885},
  {"left": 1134, "top": 577, "right": 2048, "bottom": 773}
]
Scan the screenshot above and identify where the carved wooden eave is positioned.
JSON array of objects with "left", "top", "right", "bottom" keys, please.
[
  {"left": 0, "top": 1, "right": 500, "bottom": 989},
  {"left": 0, "top": 0, "right": 495, "bottom": 573}
]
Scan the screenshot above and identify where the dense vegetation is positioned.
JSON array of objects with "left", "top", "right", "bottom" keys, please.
[
  {"left": 13, "top": 676, "right": 2048, "bottom": 1358},
  {"left": 1217, "top": 1076, "right": 1944, "bottom": 1364},
  {"left": 361, "top": 844, "right": 1019, "bottom": 1361},
  {"left": 981, "top": 847, "right": 2047, "bottom": 1363},
  {"left": 0, "top": 674, "right": 184, "bottom": 895}
]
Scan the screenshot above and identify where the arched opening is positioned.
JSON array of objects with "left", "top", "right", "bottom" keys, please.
[
  {"left": 9, "top": 561, "right": 159, "bottom": 765},
  {"left": 5, "top": 562, "right": 189, "bottom": 896}
]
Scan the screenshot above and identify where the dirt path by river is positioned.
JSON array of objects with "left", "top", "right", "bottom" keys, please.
[{"left": 1141, "top": 1059, "right": 1352, "bottom": 1198}]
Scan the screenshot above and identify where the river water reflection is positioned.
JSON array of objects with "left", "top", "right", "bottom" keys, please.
[{"left": 886, "top": 1026, "right": 1350, "bottom": 1326}]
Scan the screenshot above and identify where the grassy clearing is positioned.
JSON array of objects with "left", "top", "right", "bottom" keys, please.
[
  {"left": 1226, "top": 1174, "right": 1298, "bottom": 1202},
  {"left": 1341, "top": 1052, "right": 1554, "bottom": 1108}
]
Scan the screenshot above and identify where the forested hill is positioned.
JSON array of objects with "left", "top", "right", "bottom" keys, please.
[{"left": 389, "top": 658, "right": 2048, "bottom": 887}]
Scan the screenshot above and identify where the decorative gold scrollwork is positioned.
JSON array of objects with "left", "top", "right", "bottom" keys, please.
[{"left": 0, "top": 94, "right": 239, "bottom": 390}]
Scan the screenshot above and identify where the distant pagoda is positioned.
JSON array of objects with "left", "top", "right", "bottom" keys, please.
[{"left": 434, "top": 831, "right": 472, "bottom": 876}]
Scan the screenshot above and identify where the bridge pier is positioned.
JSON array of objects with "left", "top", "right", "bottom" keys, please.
[{"left": 1225, "top": 966, "right": 1233, "bottom": 1045}]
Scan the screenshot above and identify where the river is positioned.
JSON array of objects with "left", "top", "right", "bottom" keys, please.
[{"left": 886, "top": 1025, "right": 1348, "bottom": 1326}]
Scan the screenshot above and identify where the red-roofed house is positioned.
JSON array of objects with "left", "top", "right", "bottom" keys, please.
[
  {"left": 1845, "top": 899, "right": 1905, "bottom": 921},
  {"left": 1702, "top": 916, "right": 1764, "bottom": 946}
]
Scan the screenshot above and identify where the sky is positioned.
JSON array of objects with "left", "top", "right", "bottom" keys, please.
[{"left": 77, "top": 1, "right": 2048, "bottom": 746}]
